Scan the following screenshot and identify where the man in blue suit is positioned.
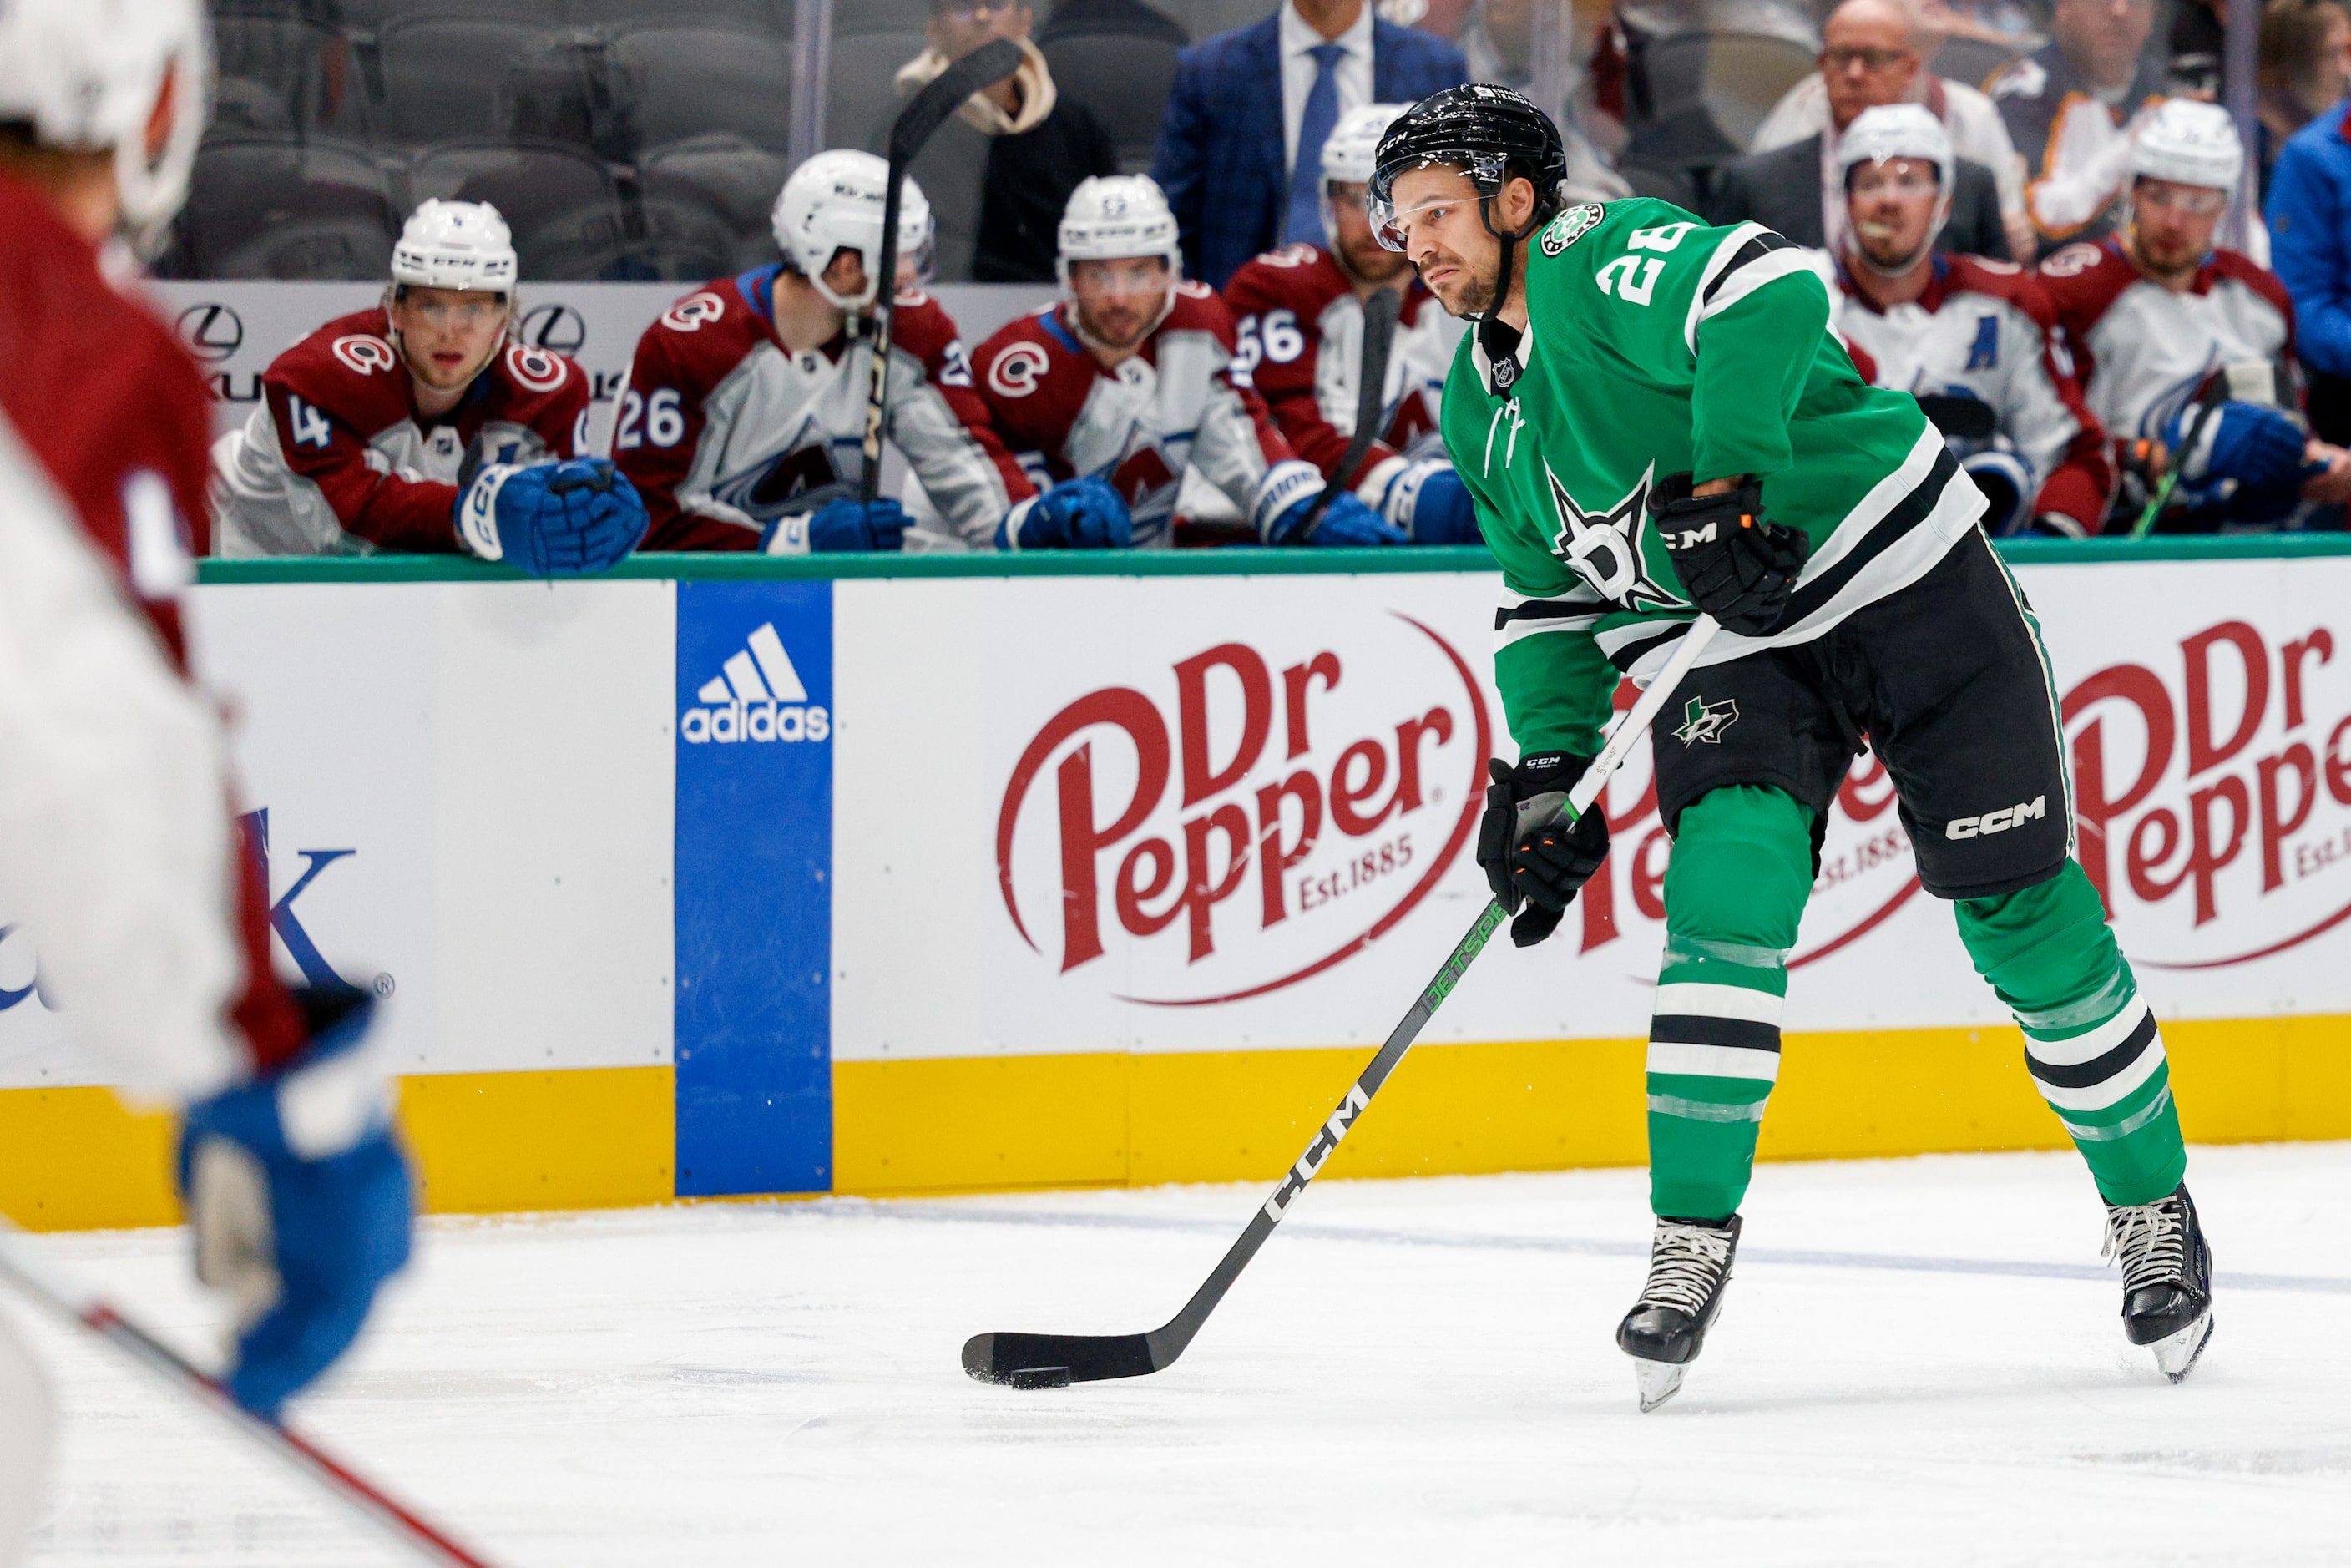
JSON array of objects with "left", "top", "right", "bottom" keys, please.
[{"left": 1152, "top": 0, "right": 1467, "bottom": 288}]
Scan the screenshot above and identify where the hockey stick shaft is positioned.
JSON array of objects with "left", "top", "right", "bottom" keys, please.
[
  {"left": 860, "top": 37, "right": 1024, "bottom": 504},
  {"left": 1289, "top": 285, "right": 1400, "bottom": 540},
  {"left": 0, "top": 1221, "right": 501, "bottom": 1568},
  {"left": 966, "top": 616, "right": 1720, "bottom": 1384},
  {"left": 2131, "top": 384, "right": 2227, "bottom": 539}
]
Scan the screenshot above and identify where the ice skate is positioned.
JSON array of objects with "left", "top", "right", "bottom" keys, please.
[
  {"left": 1616, "top": 1214, "right": 1741, "bottom": 1412},
  {"left": 2103, "top": 1183, "right": 2214, "bottom": 1383}
]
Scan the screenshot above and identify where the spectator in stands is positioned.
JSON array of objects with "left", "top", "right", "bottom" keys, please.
[
  {"left": 1818, "top": 106, "right": 2114, "bottom": 537},
  {"left": 1711, "top": 0, "right": 2011, "bottom": 257},
  {"left": 1151, "top": 0, "right": 1465, "bottom": 288},
  {"left": 897, "top": 0, "right": 1118, "bottom": 283},
  {"left": 2259, "top": 0, "right": 2351, "bottom": 194},
  {"left": 211, "top": 200, "right": 641, "bottom": 567},
  {"left": 1223, "top": 104, "right": 1475, "bottom": 542},
  {"left": 2267, "top": 51, "right": 2351, "bottom": 441},
  {"left": 1749, "top": 0, "right": 2030, "bottom": 259},
  {"left": 1989, "top": 0, "right": 2167, "bottom": 255},
  {"left": 2045, "top": 99, "right": 2351, "bottom": 529}
]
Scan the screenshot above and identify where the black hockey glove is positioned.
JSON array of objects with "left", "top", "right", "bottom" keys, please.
[
  {"left": 1646, "top": 473, "right": 1810, "bottom": 637},
  {"left": 1476, "top": 754, "right": 1610, "bottom": 948}
]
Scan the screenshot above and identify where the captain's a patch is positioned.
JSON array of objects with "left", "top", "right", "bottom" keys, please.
[{"left": 1540, "top": 203, "right": 1606, "bottom": 256}]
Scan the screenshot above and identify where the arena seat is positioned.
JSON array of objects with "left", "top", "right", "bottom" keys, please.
[
  {"left": 211, "top": 10, "right": 370, "bottom": 139},
  {"left": 170, "top": 136, "right": 400, "bottom": 280},
  {"left": 402, "top": 140, "right": 628, "bottom": 279},
  {"left": 639, "top": 134, "right": 791, "bottom": 249},
  {"left": 566, "top": 0, "right": 788, "bottom": 28},
  {"left": 830, "top": 0, "right": 933, "bottom": 36},
  {"left": 374, "top": 15, "right": 569, "bottom": 144},
  {"left": 610, "top": 25, "right": 797, "bottom": 150},
  {"left": 610, "top": 198, "right": 748, "bottom": 281},
  {"left": 823, "top": 30, "right": 928, "bottom": 146},
  {"left": 1039, "top": 33, "right": 1182, "bottom": 174},
  {"left": 338, "top": 0, "right": 565, "bottom": 30}
]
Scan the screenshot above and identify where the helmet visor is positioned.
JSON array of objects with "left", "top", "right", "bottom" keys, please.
[{"left": 1368, "top": 151, "right": 1506, "bottom": 252}]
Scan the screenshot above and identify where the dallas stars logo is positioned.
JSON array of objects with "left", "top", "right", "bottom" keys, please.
[
  {"left": 1674, "top": 695, "right": 1739, "bottom": 746},
  {"left": 1545, "top": 462, "right": 1681, "bottom": 611}
]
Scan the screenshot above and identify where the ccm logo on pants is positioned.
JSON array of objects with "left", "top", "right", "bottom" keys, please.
[{"left": 1947, "top": 796, "right": 2046, "bottom": 840}]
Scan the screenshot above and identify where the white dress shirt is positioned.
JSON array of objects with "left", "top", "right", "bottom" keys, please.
[{"left": 1279, "top": 0, "right": 1375, "bottom": 177}]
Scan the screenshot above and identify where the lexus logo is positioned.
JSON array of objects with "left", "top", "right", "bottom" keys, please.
[
  {"left": 520, "top": 302, "right": 587, "bottom": 354},
  {"left": 176, "top": 303, "right": 244, "bottom": 363}
]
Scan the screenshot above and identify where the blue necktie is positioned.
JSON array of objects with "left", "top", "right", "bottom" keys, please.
[{"left": 1283, "top": 42, "right": 1347, "bottom": 246}]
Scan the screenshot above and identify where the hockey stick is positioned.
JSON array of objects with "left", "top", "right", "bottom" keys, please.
[
  {"left": 2131, "top": 382, "right": 2228, "bottom": 539},
  {"left": 963, "top": 615, "right": 1724, "bottom": 1388},
  {"left": 858, "top": 37, "right": 1024, "bottom": 505},
  {"left": 1286, "top": 284, "right": 1401, "bottom": 541},
  {"left": 0, "top": 1219, "right": 501, "bottom": 1567}
]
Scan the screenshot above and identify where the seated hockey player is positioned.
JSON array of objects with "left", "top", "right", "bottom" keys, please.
[
  {"left": 970, "top": 175, "right": 1404, "bottom": 549},
  {"left": 1, "top": 0, "right": 412, "bottom": 1547},
  {"left": 614, "top": 151, "right": 1034, "bottom": 553},
  {"left": 211, "top": 200, "right": 645, "bottom": 574},
  {"left": 1822, "top": 105, "right": 2114, "bottom": 539},
  {"left": 2039, "top": 98, "right": 2351, "bottom": 529},
  {"left": 1373, "top": 84, "right": 2214, "bottom": 1411},
  {"left": 1222, "top": 104, "right": 1477, "bottom": 544}
]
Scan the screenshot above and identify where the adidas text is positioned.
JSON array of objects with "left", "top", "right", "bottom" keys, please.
[
  {"left": 1946, "top": 795, "right": 2046, "bottom": 840},
  {"left": 682, "top": 621, "right": 831, "bottom": 746}
]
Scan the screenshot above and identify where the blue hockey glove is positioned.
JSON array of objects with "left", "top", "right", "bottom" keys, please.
[
  {"left": 1403, "top": 467, "right": 1479, "bottom": 544},
  {"left": 995, "top": 475, "right": 1134, "bottom": 550},
  {"left": 176, "top": 991, "right": 412, "bottom": 1420},
  {"left": 455, "top": 458, "right": 647, "bottom": 577},
  {"left": 764, "top": 497, "right": 909, "bottom": 554},
  {"left": 1961, "top": 449, "right": 2035, "bottom": 535},
  {"left": 1267, "top": 488, "right": 1407, "bottom": 548},
  {"left": 2166, "top": 399, "right": 2307, "bottom": 491}
]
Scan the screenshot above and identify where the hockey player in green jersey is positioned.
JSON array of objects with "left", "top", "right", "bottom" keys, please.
[{"left": 1369, "top": 86, "right": 2214, "bottom": 1410}]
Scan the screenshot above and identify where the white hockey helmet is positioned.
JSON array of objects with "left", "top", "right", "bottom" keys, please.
[
  {"left": 1837, "top": 104, "right": 1954, "bottom": 193},
  {"left": 0, "top": 0, "right": 210, "bottom": 256},
  {"left": 1057, "top": 175, "right": 1182, "bottom": 268},
  {"left": 2131, "top": 97, "right": 2243, "bottom": 196},
  {"left": 771, "top": 149, "right": 934, "bottom": 311},
  {"left": 391, "top": 200, "right": 518, "bottom": 294},
  {"left": 1322, "top": 102, "right": 1413, "bottom": 186}
]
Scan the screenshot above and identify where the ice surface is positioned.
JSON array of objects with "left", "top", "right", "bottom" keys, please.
[{"left": 13, "top": 1142, "right": 2351, "bottom": 1566}]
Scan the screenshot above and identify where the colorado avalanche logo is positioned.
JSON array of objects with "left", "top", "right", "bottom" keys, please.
[
  {"left": 503, "top": 343, "right": 568, "bottom": 393},
  {"left": 988, "top": 341, "right": 1050, "bottom": 399},
  {"left": 662, "top": 293, "right": 726, "bottom": 333},
  {"left": 331, "top": 335, "right": 397, "bottom": 376},
  {"left": 712, "top": 440, "right": 851, "bottom": 521},
  {"left": 1545, "top": 461, "right": 1681, "bottom": 611}
]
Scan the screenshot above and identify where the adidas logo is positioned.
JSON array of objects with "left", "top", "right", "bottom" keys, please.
[{"left": 680, "top": 621, "right": 831, "bottom": 745}]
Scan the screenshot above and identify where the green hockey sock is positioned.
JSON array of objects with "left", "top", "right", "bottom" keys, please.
[
  {"left": 1646, "top": 786, "right": 1815, "bottom": 1221},
  {"left": 1954, "top": 861, "right": 2187, "bottom": 1206}
]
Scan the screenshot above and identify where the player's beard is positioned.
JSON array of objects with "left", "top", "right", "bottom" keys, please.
[
  {"left": 1338, "top": 232, "right": 1412, "bottom": 286},
  {"left": 1075, "top": 291, "right": 1167, "bottom": 353}
]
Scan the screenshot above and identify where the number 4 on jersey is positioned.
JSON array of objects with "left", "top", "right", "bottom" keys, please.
[{"left": 286, "top": 394, "right": 332, "bottom": 449}]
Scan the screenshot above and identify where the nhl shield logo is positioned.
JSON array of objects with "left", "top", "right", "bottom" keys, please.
[{"left": 1540, "top": 203, "right": 1605, "bottom": 256}]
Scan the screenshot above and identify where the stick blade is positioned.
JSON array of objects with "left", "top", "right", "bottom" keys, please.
[
  {"left": 889, "top": 38, "right": 1024, "bottom": 163},
  {"left": 962, "top": 1330, "right": 1159, "bottom": 1386}
]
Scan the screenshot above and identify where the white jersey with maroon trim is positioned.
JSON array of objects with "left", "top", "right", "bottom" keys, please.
[
  {"left": 968, "top": 285, "right": 1318, "bottom": 549},
  {"left": 1828, "top": 253, "right": 2115, "bottom": 534},
  {"left": 211, "top": 306, "right": 589, "bottom": 557},
  {"left": 1220, "top": 244, "right": 1462, "bottom": 498},
  {"left": 2039, "top": 238, "right": 2299, "bottom": 448},
  {"left": 615, "top": 265, "right": 1031, "bottom": 552}
]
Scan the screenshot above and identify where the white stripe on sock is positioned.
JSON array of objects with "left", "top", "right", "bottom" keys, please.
[
  {"left": 2033, "top": 1040, "right": 2166, "bottom": 1112},
  {"left": 1648, "top": 1040, "right": 1781, "bottom": 1083},
  {"left": 2021, "top": 999, "right": 2150, "bottom": 1066}
]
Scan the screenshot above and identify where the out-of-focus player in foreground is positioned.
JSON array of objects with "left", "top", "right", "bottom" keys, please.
[
  {"left": 972, "top": 175, "right": 1403, "bottom": 549},
  {"left": 212, "top": 197, "right": 647, "bottom": 573},
  {"left": 1374, "top": 84, "right": 2212, "bottom": 1410},
  {"left": 1224, "top": 104, "right": 1476, "bottom": 544},
  {"left": 2039, "top": 98, "right": 2351, "bottom": 529},
  {"left": 616, "top": 151, "right": 1034, "bottom": 553},
  {"left": 1820, "top": 105, "right": 2115, "bottom": 539},
  {"left": 0, "top": 0, "right": 412, "bottom": 1551}
]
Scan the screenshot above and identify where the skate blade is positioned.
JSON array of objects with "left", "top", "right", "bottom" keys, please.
[
  {"left": 2152, "top": 1311, "right": 2214, "bottom": 1383},
  {"left": 1633, "top": 1359, "right": 1686, "bottom": 1414}
]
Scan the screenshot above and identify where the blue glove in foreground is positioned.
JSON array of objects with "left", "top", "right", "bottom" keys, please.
[
  {"left": 1267, "top": 488, "right": 1407, "bottom": 547},
  {"left": 456, "top": 458, "right": 646, "bottom": 576},
  {"left": 176, "top": 991, "right": 412, "bottom": 1419},
  {"left": 2166, "top": 399, "right": 2307, "bottom": 490},
  {"left": 765, "top": 497, "right": 909, "bottom": 553},
  {"left": 1404, "top": 467, "right": 1479, "bottom": 544},
  {"left": 996, "top": 474, "right": 1133, "bottom": 549}
]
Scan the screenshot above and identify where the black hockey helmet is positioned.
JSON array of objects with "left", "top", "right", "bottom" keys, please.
[{"left": 1368, "top": 84, "right": 1569, "bottom": 254}]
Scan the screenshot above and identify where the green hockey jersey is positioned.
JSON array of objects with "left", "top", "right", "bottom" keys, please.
[{"left": 1438, "top": 197, "right": 1984, "bottom": 760}]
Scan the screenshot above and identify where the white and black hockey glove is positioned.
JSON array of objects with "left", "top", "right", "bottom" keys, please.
[
  {"left": 1646, "top": 473, "right": 1809, "bottom": 638},
  {"left": 1477, "top": 755, "right": 1610, "bottom": 948}
]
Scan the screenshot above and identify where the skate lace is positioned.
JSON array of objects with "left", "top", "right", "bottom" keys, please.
[
  {"left": 2102, "top": 1196, "right": 2187, "bottom": 1291},
  {"left": 1638, "top": 1220, "right": 1732, "bottom": 1315}
]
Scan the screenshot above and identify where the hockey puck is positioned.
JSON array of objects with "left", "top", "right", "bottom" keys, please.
[{"left": 1006, "top": 1366, "right": 1072, "bottom": 1390}]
